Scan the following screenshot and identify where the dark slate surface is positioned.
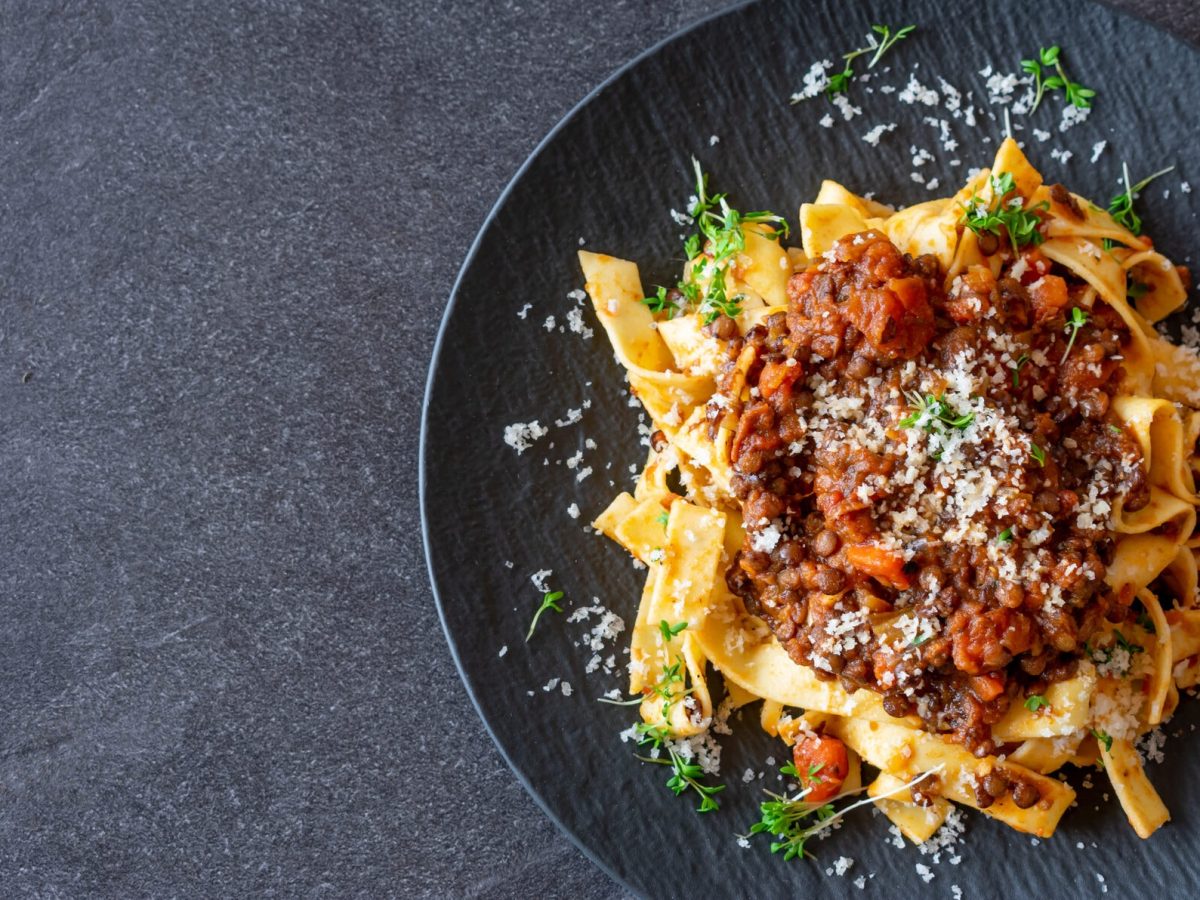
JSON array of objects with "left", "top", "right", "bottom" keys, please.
[{"left": 0, "top": 1, "right": 1192, "bottom": 898}]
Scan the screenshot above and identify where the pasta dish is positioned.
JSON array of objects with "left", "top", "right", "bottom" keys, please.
[{"left": 578, "top": 138, "right": 1200, "bottom": 848}]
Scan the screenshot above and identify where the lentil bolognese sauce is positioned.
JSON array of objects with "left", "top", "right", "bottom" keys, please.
[{"left": 721, "top": 229, "right": 1151, "bottom": 761}]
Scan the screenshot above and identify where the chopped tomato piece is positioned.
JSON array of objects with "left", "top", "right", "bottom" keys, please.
[
  {"left": 758, "top": 360, "right": 801, "bottom": 401},
  {"left": 842, "top": 275, "right": 935, "bottom": 360},
  {"left": 970, "top": 674, "right": 1006, "bottom": 703},
  {"left": 730, "top": 404, "right": 780, "bottom": 464},
  {"left": 791, "top": 735, "right": 848, "bottom": 804},
  {"left": 844, "top": 543, "right": 911, "bottom": 590},
  {"left": 1016, "top": 248, "right": 1051, "bottom": 285},
  {"left": 1028, "top": 274, "right": 1069, "bottom": 323}
]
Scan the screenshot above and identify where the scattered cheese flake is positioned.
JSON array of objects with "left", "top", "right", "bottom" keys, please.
[
  {"left": 791, "top": 60, "right": 834, "bottom": 101},
  {"left": 504, "top": 420, "right": 549, "bottom": 454},
  {"left": 831, "top": 93, "right": 863, "bottom": 121},
  {"left": 899, "top": 74, "right": 939, "bottom": 106},
  {"left": 1060, "top": 103, "right": 1091, "bottom": 132},
  {"left": 862, "top": 123, "right": 897, "bottom": 146}
]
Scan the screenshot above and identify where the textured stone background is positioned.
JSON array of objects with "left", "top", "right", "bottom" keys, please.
[{"left": 0, "top": 1, "right": 1195, "bottom": 898}]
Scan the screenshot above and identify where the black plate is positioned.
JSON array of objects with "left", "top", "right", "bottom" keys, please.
[{"left": 422, "top": 1, "right": 1200, "bottom": 896}]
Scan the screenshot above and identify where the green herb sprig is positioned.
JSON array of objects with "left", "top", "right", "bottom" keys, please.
[
  {"left": 1092, "top": 728, "right": 1114, "bottom": 753},
  {"left": 635, "top": 729, "right": 725, "bottom": 812},
  {"left": 741, "top": 763, "right": 943, "bottom": 861},
  {"left": 635, "top": 722, "right": 672, "bottom": 747},
  {"left": 748, "top": 792, "right": 837, "bottom": 860},
  {"left": 802, "top": 24, "right": 916, "bottom": 100},
  {"left": 597, "top": 653, "right": 690, "bottom": 709},
  {"left": 1127, "top": 279, "right": 1150, "bottom": 301},
  {"left": 1029, "top": 443, "right": 1046, "bottom": 467},
  {"left": 646, "top": 160, "right": 790, "bottom": 325},
  {"left": 1011, "top": 353, "right": 1030, "bottom": 388},
  {"left": 1060, "top": 306, "right": 1089, "bottom": 364},
  {"left": 1024, "top": 694, "right": 1049, "bottom": 712},
  {"left": 596, "top": 694, "right": 646, "bottom": 707},
  {"left": 1085, "top": 630, "right": 1144, "bottom": 676},
  {"left": 899, "top": 392, "right": 975, "bottom": 432},
  {"left": 526, "top": 591, "right": 564, "bottom": 641},
  {"left": 960, "top": 171, "right": 1049, "bottom": 256},
  {"left": 1108, "top": 162, "right": 1175, "bottom": 239},
  {"left": 1136, "top": 611, "right": 1157, "bottom": 634},
  {"left": 642, "top": 285, "right": 679, "bottom": 317},
  {"left": 1113, "top": 629, "right": 1145, "bottom": 656},
  {"left": 780, "top": 761, "right": 826, "bottom": 783},
  {"left": 659, "top": 620, "right": 688, "bottom": 642},
  {"left": 652, "top": 657, "right": 686, "bottom": 713},
  {"left": 867, "top": 24, "right": 916, "bottom": 67},
  {"left": 1020, "top": 45, "right": 1095, "bottom": 114}
]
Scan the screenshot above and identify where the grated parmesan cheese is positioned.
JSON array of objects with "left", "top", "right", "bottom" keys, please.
[
  {"left": 504, "top": 420, "right": 548, "bottom": 454},
  {"left": 862, "top": 123, "right": 897, "bottom": 146}
]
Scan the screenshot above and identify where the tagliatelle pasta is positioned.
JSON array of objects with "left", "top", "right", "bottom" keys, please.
[{"left": 578, "top": 138, "right": 1200, "bottom": 849}]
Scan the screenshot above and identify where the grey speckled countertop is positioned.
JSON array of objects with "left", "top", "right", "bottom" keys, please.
[{"left": 0, "top": 1, "right": 1196, "bottom": 898}]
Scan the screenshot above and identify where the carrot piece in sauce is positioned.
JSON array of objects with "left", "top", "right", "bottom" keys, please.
[{"left": 844, "top": 543, "right": 912, "bottom": 591}]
